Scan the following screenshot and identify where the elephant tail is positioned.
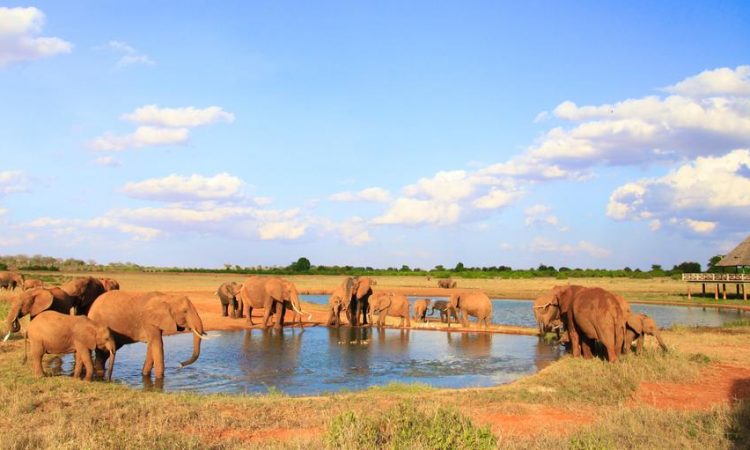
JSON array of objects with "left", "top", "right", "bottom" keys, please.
[
  {"left": 22, "top": 330, "right": 28, "bottom": 364},
  {"left": 614, "top": 314, "right": 624, "bottom": 356}
]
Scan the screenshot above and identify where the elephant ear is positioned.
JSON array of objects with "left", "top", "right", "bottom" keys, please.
[
  {"left": 145, "top": 298, "right": 178, "bottom": 333},
  {"left": 28, "top": 290, "right": 54, "bottom": 317},
  {"left": 626, "top": 314, "right": 644, "bottom": 333}
]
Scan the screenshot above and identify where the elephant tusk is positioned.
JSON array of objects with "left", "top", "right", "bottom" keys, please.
[
  {"left": 533, "top": 303, "right": 552, "bottom": 309},
  {"left": 3, "top": 330, "right": 10, "bottom": 342},
  {"left": 192, "top": 329, "right": 210, "bottom": 340}
]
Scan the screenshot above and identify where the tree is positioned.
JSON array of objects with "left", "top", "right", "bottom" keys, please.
[
  {"left": 400, "top": 265, "right": 411, "bottom": 272},
  {"left": 672, "top": 261, "right": 701, "bottom": 274},
  {"left": 707, "top": 255, "right": 723, "bottom": 273},
  {"left": 289, "top": 257, "right": 311, "bottom": 272},
  {"left": 651, "top": 264, "right": 663, "bottom": 272},
  {"left": 453, "top": 262, "right": 465, "bottom": 272}
]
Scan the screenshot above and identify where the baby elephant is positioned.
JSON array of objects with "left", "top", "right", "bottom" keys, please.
[
  {"left": 412, "top": 298, "right": 431, "bottom": 322},
  {"left": 430, "top": 300, "right": 458, "bottom": 323},
  {"left": 624, "top": 313, "right": 667, "bottom": 354},
  {"left": 27, "top": 311, "right": 117, "bottom": 381}
]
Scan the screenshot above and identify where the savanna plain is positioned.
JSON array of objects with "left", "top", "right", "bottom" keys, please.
[{"left": 1, "top": 272, "right": 750, "bottom": 449}]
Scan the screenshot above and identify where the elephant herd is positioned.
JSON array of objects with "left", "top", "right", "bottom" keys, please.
[
  {"left": 533, "top": 285, "right": 668, "bottom": 362},
  {"left": 3, "top": 275, "right": 206, "bottom": 382}
]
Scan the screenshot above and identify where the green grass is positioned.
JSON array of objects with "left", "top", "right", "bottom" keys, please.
[
  {"left": 464, "top": 347, "right": 707, "bottom": 407},
  {"left": 325, "top": 401, "right": 497, "bottom": 450}
]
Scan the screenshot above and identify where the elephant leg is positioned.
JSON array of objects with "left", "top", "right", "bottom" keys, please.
[
  {"left": 261, "top": 302, "right": 274, "bottom": 329},
  {"left": 30, "top": 341, "right": 45, "bottom": 378},
  {"left": 247, "top": 306, "right": 254, "bottom": 325},
  {"left": 581, "top": 339, "right": 594, "bottom": 359},
  {"left": 152, "top": 338, "right": 166, "bottom": 378},
  {"left": 221, "top": 303, "right": 228, "bottom": 317},
  {"left": 405, "top": 314, "right": 410, "bottom": 328},
  {"left": 73, "top": 353, "right": 83, "bottom": 379},
  {"left": 76, "top": 345, "right": 95, "bottom": 381},
  {"left": 94, "top": 348, "right": 108, "bottom": 377},
  {"left": 636, "top": 334, "right": 644, "bottom": 354},
  {"left": 274, "top": 303, "right": 286, "bottom": 329},
  {"left": 142, "top": 341, "right": 154, "bottom": 376}
]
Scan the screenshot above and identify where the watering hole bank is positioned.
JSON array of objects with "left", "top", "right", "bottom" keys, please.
[{"left": 49, "top": 297, "right": 743, "bottom": 396}]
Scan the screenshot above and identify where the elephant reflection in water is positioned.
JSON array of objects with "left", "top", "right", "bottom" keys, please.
[
  {"left": 445, "top": 332, "right": 492, "bottom": 358},
  {"left": 238, "top": 329, "right": 304, "bottom": 389},
  {"left": 374, "top": 327, "right": 410, "bottom": 357},
  {"left": 328, "top": 327, "right": 374, "bottom": 375}
]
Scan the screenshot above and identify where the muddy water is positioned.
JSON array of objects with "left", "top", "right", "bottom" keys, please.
[
  {"left": 89, "top": 327, "right": 564, "bottom": 395},
  {"left": 302, "top": 295, "right": 744, "bottom": 328}
]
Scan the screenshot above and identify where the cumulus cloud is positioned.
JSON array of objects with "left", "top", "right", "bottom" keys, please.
[
  {"left": 527, "top": 65, "right": 750, "bottom": 167},
  {"left": 121, "top": 173, "right": 245, "bottom": 202},
  {"left": 258, "top": 221, "right": 306, "bottom": 241},
  {"left": 607, "top": 149, "right": 750, "bottom": 234},
  {"left": 28, "top": 216, "right": 161, "bottom": 241},
  {"left": 122, "top": 105, "right": 235, "bottom": 128},
  {"left": 97, "top": 40, "right": 154, "bottom": 67},
  {"left": 530, "top": 237, "right": 611, "bottom": 258},
  {"left": 90, "top": 126, "right": 189, "bottom": 151},
  {"left": 90, "top": 105, "right": 234, "bottom": 152},
  {"left": 0, "top": 7, "right": 71, "bottom": 67},
  {"left": 373, "top": 170, "right": 524, "bottom": 226},
  {"left": 329, "top": 187, "right": 391, "bottom": 203},
  {"left": 0, "top": 171, "right": 28, "bottom": 196},
  {"left": 524, "top": 204, "right": 567, "bottom": 230}
]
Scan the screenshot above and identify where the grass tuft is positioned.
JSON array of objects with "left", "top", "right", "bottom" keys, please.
[{"left": 325, "top": 401, "right": 497, "bottom": 450}]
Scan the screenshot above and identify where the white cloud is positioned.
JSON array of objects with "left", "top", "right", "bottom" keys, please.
[
  {"left": 664, "top": 65, "right": 750, "bottom": 98},
  {"left": 121, "top": 173, "right": 244, "bottom": 201},
  {"left": 91, "top": 105, "right": 234, "bottom": 152},
  {"left": 98, "top": 40, "right": 154, "bottom": 67},
  {"left": 0, "top": 171, "right": 28, "bottom": 195},
  {"left": 530, "top": 237, "right": 611, "bottom": 258},
  {"left": 473, "top": 188, "right": 523, "bottom": 209},
  {"left": 122, "top": 105, "right": 235, "bottom": 128},
  {"left": 524, "top": 204, "right": 567, "bottom": 230},
  {"left": 0, "top": 7, "right": 71, "bottom": 67},
  {"left": 336, "top": 217, "right": 372, "bottom": 246},
  {"left": 329, "top": 187, "right": 390, "bottom": 203},
  {"left": 607, "top": 149, "right": 750, "bottom": 234},
  {"left": 258, "top": 221, "right": 306, "bottom": 240},
  {"left": 93, "top": 156, "right": 121, "bottom": 167},
  {"left": 90, "top": 126, "right": 189, "bottom": 151},
  {"left": 27, "top": 216, "right": 161, "bottom": 241},
  {"left": 372, "top": 198, "right": 462, "bottom": 226},
  {"left": 527, "top": 66, "right": 750, "bottom": 167}
]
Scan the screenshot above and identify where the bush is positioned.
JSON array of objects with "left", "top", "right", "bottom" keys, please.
[{"left": 325, "top": 401, "right": 497, "bottom": 450}]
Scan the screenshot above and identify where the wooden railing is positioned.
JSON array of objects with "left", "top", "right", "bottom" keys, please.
[{"left": 682, "top": 273, "right": 750, "bottom": 282}]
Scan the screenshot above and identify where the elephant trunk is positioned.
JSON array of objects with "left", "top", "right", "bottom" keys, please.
[
  {"left": 4, "top": 299, "right": 22, "bottom": 335},
  {"left": 107, "top": 349, "right": 116, "bottom": 381},
  {"left": 179, "top": 305, "right": 204, "bottom": 368}
]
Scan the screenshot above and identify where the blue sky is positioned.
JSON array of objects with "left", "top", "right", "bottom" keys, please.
[{"left": 0, "top": 1, "right": 749, "bottom": 270}]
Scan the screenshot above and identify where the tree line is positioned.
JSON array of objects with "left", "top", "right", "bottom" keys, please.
[{"left": 0, "top": 254, "right": 726, "bottom": 280}]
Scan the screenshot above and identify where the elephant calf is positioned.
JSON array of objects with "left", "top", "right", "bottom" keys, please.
[
  {"left": 369, "top": 293, "right": 411, "bottom": 328},
  {"left": 624, "top": 313, "right": 667, "bottom": 354},
  {"left": 216, "top": 281, "right": 242, "bottom": 318},
  {"left": 430, "top": 300, "right": 458, "bottom": 323},
  {"left": 412, "top": 298, "right": 431, "bottom": 322},
  {"left": 26, "top": 311, "right": 117, "bottom": 381},
  {"left": 448, "top": 292, "right": 492, "bottom": 329}
]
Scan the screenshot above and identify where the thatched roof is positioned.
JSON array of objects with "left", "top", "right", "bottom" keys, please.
[{"left": 717, "top": 234, "right": 750, "bottom": 267}]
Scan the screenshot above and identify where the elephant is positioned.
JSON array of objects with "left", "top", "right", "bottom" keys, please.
[
  {"left": 4, "top": 287, "right": 76, "bottom": 340},
  {"left": 26, "top": 311, "right": 116, "bottom": 381},
  {"left": 430, "top": 300, "right": 458, "bottom": 323},
  {"left": 532, "top": 291, "right": 562, "bottom": 338},
  {"left": 368, "top": 292, "right": 411, "bottom": 328},
  {"left": 437, "top": 279, "right": 457, "bottom": 289},
  {"left": 99, "top": 278, "right": 120, "bottom": 291},
  {"left": 447, "top": 291, "right": 492, "bottom": 329},
  {"left": 552, "top": 286, "right": 627, "bottom": 362},
  {"left": 216, "top": 281, "right": 243, "bottom": 318},
  {"left": 624, "top": 312, "right": 667, "bottom": 354},
  {"left": 0, "top": 271, "right": 24, "bottom": 291},
  {"left": 88, "top": 291, "right": 205, "bottom": 379},
  {"left": 327, "top": 277, "right": 356, "bottom": 327},
  {"left": 349, "top": 277, "right": 376, "bottom": 326},
  {"left": 412, "top": 298, "right": 431, "bottom": 322},
  {"left": 238, "top": 277, "right": 307, "bottom": 329},
  {"left": 60, "top": 276, "right": 106, "bottom": 315},
  {"left": 23, "top": 279, "right": 43, "bottom": 291}
]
